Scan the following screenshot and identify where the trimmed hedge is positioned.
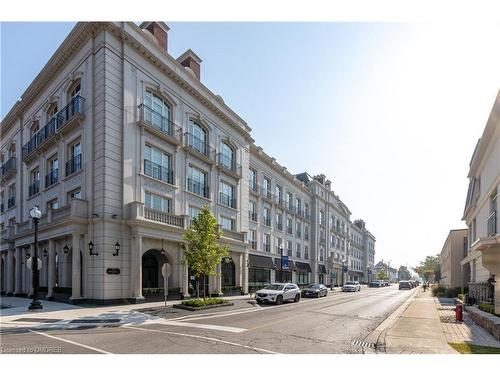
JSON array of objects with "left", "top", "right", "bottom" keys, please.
[
  {"left": 181, "top": 297, "right": 227, "bottom": 307},
  {"left": 478, "top": 303, "right": 500, "bottom": 317},
  {"left": 432, "top": 286, "right": 464, "bottom": 298}
]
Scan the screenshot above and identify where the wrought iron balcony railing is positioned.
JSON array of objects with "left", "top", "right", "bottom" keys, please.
[
  {"left": 66, "top": 154, "right": 82, "bottom": 176},
  {"left": 487, "top": 211, "right": 497, "bottom": 237},
  {"left": 249, "top": 211, "right": 258, "bottom": 222},
  {"left": 219, "top": 192, "right": 236, "bottom": 208},
  {"left": 45, "top": 168, "right": 59, "bottom": 187},
  {"left": 28, "top": 181, "right": 40, "bottom": 197},
  {"left": 0, "top": 157, "right": 16, "bottom": 178},
  {"left": 7, "top": 197, "right": 15, "bottom": 209},
  {"left": 217, "top": 153, "right": 242, "bottom": 176},
  {"left": 144, "top": 159, "right": 174, "bottom": 185},
  {"left": 22, "top": 96, "right": 85, "bottom": 160},
  {"left": 187, "top": 178, "right": 210, "bottom": 198},
  {"left": 138, "top": 104, "right": 183, "bottom": 143},
  {"left": 184, "top": 133, "right": 216, "bottom": 161}
]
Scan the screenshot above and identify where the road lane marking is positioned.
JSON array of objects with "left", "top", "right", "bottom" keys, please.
[
  {"left": 138, "top": 320, "right": 247, "bottom": 333},
  {"left": 125, "top": 325, "right": 279, "bottom": 354},
  {"left": 29, "top": 330, "right": 112, "bottom": 354}
]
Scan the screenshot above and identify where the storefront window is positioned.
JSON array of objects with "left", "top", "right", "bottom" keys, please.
[
  {"left": 296, "top": 271, "right": 309, "bottom": 286},
  {"left": 248, "top": 268, "right": 271, "bottom": 292}
]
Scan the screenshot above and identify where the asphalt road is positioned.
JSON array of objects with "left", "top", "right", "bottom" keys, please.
[{"left": 0, "top": 285, "right": 417, "bottom": 354}]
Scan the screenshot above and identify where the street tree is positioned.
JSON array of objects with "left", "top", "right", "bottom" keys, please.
[
  {"left": 182, "top": 205, "right": 229, "bottom": 299},
  {"left": 377, "top": 270, "right": 388, "bottom": 280},
  {"left": 398, "top": 266, "right": 411, "bottom": 281},
  {"left": 415, "top": 255, "right": 440, "bottom": 283}
]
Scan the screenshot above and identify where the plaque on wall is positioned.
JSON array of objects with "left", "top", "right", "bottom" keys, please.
[{"left": 106, "top": 268, "right": 120, "bottom": 275}]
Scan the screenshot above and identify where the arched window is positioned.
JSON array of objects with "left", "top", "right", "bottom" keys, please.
[
  {"left": 30, "top": 121, "right": 39, "bottom": 138},
  {"left": 47, "top": 103, "right": 58, "bottom": 121},
  {"left": 68, "top": 80, "right": 81, "bottom": 99},
  {"left": 188, "top": 119, "right": 207, "bottom": 155},
  {"left": 144, "top": 90, "right": 170, "bottom": 132},
  {"left": 220, "top": 142, "right": 234, "bottom": 170}
]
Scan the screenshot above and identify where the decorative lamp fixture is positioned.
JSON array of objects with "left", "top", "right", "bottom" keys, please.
[
  {"left": 26, "top": 251, "right": 31, "bottom": 259},
  {"left": 29, "top": 205, "right": 42, "bottom": 220},
  {"left": 89, "top": 241, "right": 98, "bottom": 256},
  {"left": 113, "top": 241, "right": 120, "bottom": 256},
  {"left": 43, "top": 248, "right": 48, "bottom": 257},
  {"left": 160, "top": 239, "right": 165, "bottom": 256},
  {"left": 63, "top": 245, "right": 70, "bottom": 254}
]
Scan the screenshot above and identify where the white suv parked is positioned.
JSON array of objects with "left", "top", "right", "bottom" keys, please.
[
  {"left": 342, "top": 281, "right": 361, "bottom": 292},
  {"left": 255, "top": 283, "right": 301, "bottom": 304}
]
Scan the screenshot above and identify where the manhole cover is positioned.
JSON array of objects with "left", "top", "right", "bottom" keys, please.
[
  {"left": 14, "top": 318, "right": 62, "bottom": 323},
  {"left": 351, "top": 340, "right": 376, "bottom": 349},
  {"left": 69, "top": 319, "right": 121, "bottom": 324}
]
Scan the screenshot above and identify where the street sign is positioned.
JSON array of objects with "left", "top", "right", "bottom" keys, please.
[
  {"left": 342, "top": 265, "right": 348, "bottom": 273},
  {"left": 26, "top": 257, "right": 42, "bottom": 271},
  {"left": 161, "top": 263, "right": 171, "bottom": 278},
  {"left": 282, "top": 256, "right": 289, "bottom": 270}
]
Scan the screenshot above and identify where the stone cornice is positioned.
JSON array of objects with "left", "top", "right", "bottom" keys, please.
[
  {"left": 2, "top": 22, "right": 254, "bottom": 144},
  {"left": 1, "top": 22, "right": 101, "bottom": 138},
  {"left": 249, "top": 143, "right": 310, "bottom": 195}
]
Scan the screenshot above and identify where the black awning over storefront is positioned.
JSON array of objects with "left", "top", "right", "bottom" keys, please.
[
  {"left": 295, "top": 262, "right": 312, "bottom": 273},
  {"left": 318, "top": 264, "right": 327, "bottom": 274},
  {"left": 249, "top": 254, "right": 275, "bottom": 269}
]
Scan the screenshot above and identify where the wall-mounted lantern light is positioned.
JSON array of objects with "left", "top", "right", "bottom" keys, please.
[
  {"left": 89, "top": 241, "right": 98, "bottom": 256},
  {"left": 113, "top": 241, "right": 120, "bottom": 256},
  {"left": 63, "top": 245, "right": 70, "bottom": 254}
]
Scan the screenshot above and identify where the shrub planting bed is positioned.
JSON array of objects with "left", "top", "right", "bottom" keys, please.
[{"left": 174, "top": 298, "right": 233, "bottom": 311}]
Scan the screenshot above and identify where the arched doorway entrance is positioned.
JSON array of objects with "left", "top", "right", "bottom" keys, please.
[
  {"left": 221, "top": 258, "right": 236, "bottom": 294},
  {"left": 142, "top": 249, "right": 169, "bottom": 300}
]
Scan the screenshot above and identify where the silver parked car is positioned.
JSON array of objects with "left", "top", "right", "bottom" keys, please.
[{"left": 301, "top": 283, "right": 328, "bottom": 298}]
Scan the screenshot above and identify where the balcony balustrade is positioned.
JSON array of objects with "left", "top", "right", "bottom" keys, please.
[
  {"left": 219, "top": 192, "right": 236, "bottom": 209},
  {"left": 0, "top": 157, "right": 16, "bottom": 179},
  {"left": 7, "top": 197, "right": 15, "bottom": 209},
  {"left": 28, "top": 181, "right": 40, "bottom": 197},
  {"left": 138, "top": 104, "right": 183, "bottom": 144},
  {"left": 187, "top": 178, "right": 210, "bottom": 198},
  {"left": 66, "top": 154, "right": 82, "bottom": 176},
  {"left": 22, "top": 96, "right": 85, "bottom": 160},
  {"left": 144, "top": 159, "right": 174, "bottom": 185},
  {"left": 217, "top": 153, "right": 242, "bottom": 177},
  {"left": 45, "top": 168, "right": 59, "bottom": 188},
  {"left": 184, "top": 133, "right": 216, "bottom": 163}
]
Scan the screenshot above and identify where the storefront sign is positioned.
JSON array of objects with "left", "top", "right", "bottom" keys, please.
[{"left": 106, "top": 268, "right": 120, "bottom": 275}]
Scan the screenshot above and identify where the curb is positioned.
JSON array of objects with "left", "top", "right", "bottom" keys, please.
[{"left": 362, "top": 287, "right": 420, "bottom": 354}]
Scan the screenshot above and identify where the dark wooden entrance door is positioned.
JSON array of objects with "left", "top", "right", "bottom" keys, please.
[{"left": 142, "top": 253, "right": 158, "bottom": 288}]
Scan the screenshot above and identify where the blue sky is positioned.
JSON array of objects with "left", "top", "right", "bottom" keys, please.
[{"left": 2, "top": 22, "right": 500, "bottom": 268}]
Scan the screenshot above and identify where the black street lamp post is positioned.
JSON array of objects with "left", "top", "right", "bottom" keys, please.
[
  {"left": 279, "top": 243, "right": 284, "bottom": 283},
  {"left": 29, "top": 206, "right": 42, "bottom": 310}
]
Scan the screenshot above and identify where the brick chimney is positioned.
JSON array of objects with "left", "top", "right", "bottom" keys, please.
[
  {"left": 139, "top": 22, "right": 169, "bottom": 52},
  {"left": 177, "top": 49, "right": 202, "bottom": 80}
]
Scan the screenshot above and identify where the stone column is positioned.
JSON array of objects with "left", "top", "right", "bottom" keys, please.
[
  {"left": 6, "top": 249, "right": 14, "bottom": 295},
  {"left": 216, "top": 262, "right": 222, "bottom": 296},
  {"left": 47, "top": 239, "right": 56, "bottom": 300},
  {"left": 182, "top": 266, "right": 190, "bottom": 299},
  {"left": 70, "top": 234, "right": 81, "bottom": 301},
  {"left": 14, "top": 247, "right": 22, "bottom": 295},
  {"left": 131, "top": 235, "right": 144, "bottom": 301},
  {"left": 242, "top": 252, "right": 249, "bottom": 294}
]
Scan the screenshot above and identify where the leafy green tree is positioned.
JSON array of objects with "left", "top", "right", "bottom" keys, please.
[
  {"left": 415, "top": 255, "right": 440, "bottom": 282},
  {"left": 377, "top": 270, "right": 388, "bottom": 280},
  {"left": 398, "top": 266, "right": 411, "bottom": 281},
  {"left": 182, "top": 206, "right": 229, "bottom": 299}
]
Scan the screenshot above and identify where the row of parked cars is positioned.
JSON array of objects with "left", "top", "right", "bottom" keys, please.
[
  {"left": 398, "top": 280, "right": 419, "bottom": 290},
  {"left": 255, "top": 281, "right": 366, "bottom": 305},
  {"left": 369, "top": 280, "right": 390, "bottom": 287}
]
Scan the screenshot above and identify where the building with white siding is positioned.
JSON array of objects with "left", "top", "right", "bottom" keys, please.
[{"left": 0, "top": 22, "right": 375, "bottom": 304}]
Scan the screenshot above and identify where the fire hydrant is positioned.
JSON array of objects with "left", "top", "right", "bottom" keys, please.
[{"left": 455, "top": 304, "right": 463, "bottom": 322}]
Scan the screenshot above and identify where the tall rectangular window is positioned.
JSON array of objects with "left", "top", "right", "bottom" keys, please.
[
  {"left": 220, "top": 216, "right": 235, "bottom": 231},
  {"left": 286, "top": 192, "right": 293, "bottom": 210},
  {"left": 296, "top": 243, "right": 301, "bottom": 258},
  {"left": 189, "top": 206, "right": 201, "bottom": 220},
  {"left": 144, "top": 144, "right": 172, "bottom": 184},
  {"left": 263, "top": 207, "right": 271, "bottom": 226},
  {"left": 46, "top": 155, "right": 59, "bottom": 187},
  {"left": 287, "top": 240, "right": 293, "bottom": 256},
  {"left": 145, "top": 192, "right": 171, "bottom": 213},
  {"left": 188, "top": 165, "right": 209, "bottom": 198},
  {"left": 263, "top": 177, "right": 271, "bottom": 198},
  {"left": 287, "top": 217, "right": 293, "bottom": 234},
  {"left": 249, "top": 230, "right": 257, "bottom": 250},
  {"left": 264, "top": 234, "right": 271, "bottom": 252},
  {"left": 66, "top": 139, "right": 82, "bottom": 176},
  {"left": 276, "top": 212, "right": 283, "bottom": 230},
  {"left": 276, "top": 185, "right": 283, "bottom": 204},
  {"left": 249, "top": 201, "right": 257, "bottom": 221},
  {"left": 219, "top": 181, "right": 235, "bottom": 208},
  {"left": 248, "top": 168, "right": 257, "bottom": 191},
  {"left": 29, "top": 168, "right": 40, "bottom": 196}
]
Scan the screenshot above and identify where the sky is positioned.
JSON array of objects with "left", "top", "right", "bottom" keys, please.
[{"left": 1, "top": 22, "right": 499, "bottom": 269}]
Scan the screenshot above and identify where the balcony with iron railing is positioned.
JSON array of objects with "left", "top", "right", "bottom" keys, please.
[
  {"left": 144, "top": 160, "right": 174, "bottom": 185},
  {"left": 296, "top": 230, "right": 302, "bottom": 238},
  {"left": 264, "top": 243, "right": 271, "bottom": 252},
  {"left": 22, "top": 96, "right": 85, "bottom": 161},
  {"left": 45, "top": 168, "right": 59, "bottom": 188},
  {"left": 276, "top": 221, "right": 283, "bottom": 231},
  {"left": 138, "top": 104, "right": 183, "bottom": 145},
  {"left": 28, "top": 181, "right": 40, "bottom": 197},
  {"left": 287, "top": 248, "right": 293, "bottom": 257},
  {"left": 184, "top": 133, "right": 216, "bottom": 164},
  {"left": 249, "top": 181, "right": 260, "bottom": 195},
  {"left": 261, "top": 187, "right": 273, "bottom": 201},
  {"left": 304, "top": 252, "right": 309, "bottom": 260},
  {"left": 250, "top": 240, "right": 257, "bottom": 250},
  {"left": 66, "top": 154, "right": 82, "bottom": 177},
  {"left": 249, "top": 211, "right": 258, "bottom": 222},
  {"left": 275, "top": 196, "right": 285, "bottom": 208},
  {"left": 487, "top": 211, "right": 497, "bottom": 237},
  {"left": 0, "top": 157, "right": 16, "bottom": 180},
  {"left": 219, "top": 192, "right": 236, "bottom": 209},
  {"left": 187, "top": 178, "right": 210, "bottom": 199},
  {"left": 287, "top": 226, "right": 293, "bottom": 235},
  {"left": 7, "top": 196, "right": 15, "bottom": 209},
  {"left": 217, "top": 154, "right": 242, "bottom": 178},
  {"left": 263, "top": 216, "right": 271, "bottom": 227},
  {"left": 304, "top": 232, "right": 309, "bottom": 241}
]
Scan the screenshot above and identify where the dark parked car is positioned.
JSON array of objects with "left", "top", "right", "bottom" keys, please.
[
  {"left": 301, "top": 283, "right": 328, "bottom": 298},
  {"left": 369, "top": 280, "right": 383, "bottom": 287},
  {"left": 383, "top": 280, "right": 390, "bottom": 287},
  {"left": 399, "top": 280, "right": 412, "bottom": 290}
]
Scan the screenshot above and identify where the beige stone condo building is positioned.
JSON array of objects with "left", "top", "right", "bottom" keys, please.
[
  {"left": 461, "top": 90, "right": 499, "bottom": 313},
  {"left": 439, "top": 229, "right": 468, "bottom": 289},
  {"left": 0, "top": 22, "right": 375, "bottom": 304}
]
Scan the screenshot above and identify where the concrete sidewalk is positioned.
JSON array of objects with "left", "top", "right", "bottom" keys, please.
[
  {"left": 0, "top": 294, "right": 253, "bottom": 330},
  {"left": 382, "top": 289, "right": 457, "bottom": 354}
]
